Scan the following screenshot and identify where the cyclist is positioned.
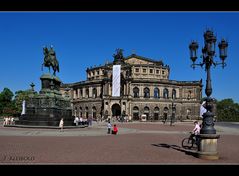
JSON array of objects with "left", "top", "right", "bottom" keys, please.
[{"left": 192, "top": 121, "right": 201, "bottom": 146}]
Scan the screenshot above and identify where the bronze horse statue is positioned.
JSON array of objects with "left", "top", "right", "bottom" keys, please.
[{"left": 42, "top": 46, "right": 59, "bottom": 75}]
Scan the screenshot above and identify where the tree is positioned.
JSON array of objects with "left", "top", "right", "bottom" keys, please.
[
  {"left": 0, "top": 88, "right": 15, "bottom": 115},
  {"left": 216, "top": 99, "right": 239, "bottom": 122}
]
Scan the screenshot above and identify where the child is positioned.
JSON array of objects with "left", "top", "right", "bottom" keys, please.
[
  {"left": 107, "top": 121, "right": 112, "bottom": 134},
  {"left": 112, "top": 124, "right": 118, "bottom": 135}
]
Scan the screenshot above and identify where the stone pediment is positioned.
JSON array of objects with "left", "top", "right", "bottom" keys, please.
[{"left": 125, "top": 54, "right": 163, "bottom": 66}]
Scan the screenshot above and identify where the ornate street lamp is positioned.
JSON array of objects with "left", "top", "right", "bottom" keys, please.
[{"left": 189, "top": 29, "right": 228, "bottom": 134}]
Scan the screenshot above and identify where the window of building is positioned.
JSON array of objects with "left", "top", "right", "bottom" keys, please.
[
  {"left": 92, "top": 106, "right": 97, "bottom": 120},
  {"left": 162, "top": 71, "right": 165, "bottom": 75},
  {"left": 172, "top": 89, "right": 176, "bottom": 99},
  {"left": 92, "top": 88, "right": 97, "bottom": 98},
  {"left": 154, "top": 88, "right": 160, "bottom": 98},
  {"left": 144, "top": 106, "right": 150, "bottom": 120},
  {"left": 133, "top": 106, "right": 139, "bottom": 120},
  {"left": 144, "top": 87, "right": 150, "bottom": 98},
  {"left": 143, "top": 68, "right": 147, "bottom": 73},
  {"left": 133, "top": 87, "right": 139, "bottom": 98},
  {"left": 163, "top": 88, "right": 169, "bottom": 99},
  {"left": 156, "top": 70, "right": 159, "bottom": 74},
  {"left": 97, "top": 71, "right": 99, "bottom": 75},
  {"left": 135, "top": 68, "right": 139, "bottom": 72},
  {"left": 154, "top": 107, "right": 160, "bottom": 120},
  {"left": 150, "top": 69, "right": 153, "bottom": 74}
]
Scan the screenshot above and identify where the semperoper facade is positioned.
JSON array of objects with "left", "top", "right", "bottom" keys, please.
[{"left": 61, "top": 49, "right": 202, "bottom": 121}]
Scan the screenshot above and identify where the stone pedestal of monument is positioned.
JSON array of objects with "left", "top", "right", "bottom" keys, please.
[
  {"left": 197, "top": 134, "right": 220, "bottom": 160},
  {"left": 16, "top": 73, "right": 74, "bottom": 126}
]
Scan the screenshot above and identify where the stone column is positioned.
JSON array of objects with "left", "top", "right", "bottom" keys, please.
[
  {"left": 77, "top": 89, "right": 80, "bottom": 99},
  {"left": 89, "top": 87, "right": 92, "bottom": 98},
  {"left": 73, "top": 90, "right": 76, "bottom": 99},
  {"left": 82, "top": 88, "right": 85, "bottom": 98}
]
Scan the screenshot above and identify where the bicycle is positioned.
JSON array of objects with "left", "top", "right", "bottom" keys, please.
[{"left": 181, "top": 132, "right": 199, "bottom": 150}]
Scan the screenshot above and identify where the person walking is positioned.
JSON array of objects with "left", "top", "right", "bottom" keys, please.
[
  {"left": 107, "top": 121, "right": 112, "bottom": 134},
  {"left": 59, "top": 118, "right": 64, "bottom": 132}
]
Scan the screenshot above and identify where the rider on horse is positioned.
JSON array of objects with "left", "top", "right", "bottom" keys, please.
[{"left": 42, "top": 46, "right": 59, "bottom": 75}]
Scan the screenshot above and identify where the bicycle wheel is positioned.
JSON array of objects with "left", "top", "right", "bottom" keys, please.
[{"left": 182, "top": 138, "right": 193, "bottom": 149}]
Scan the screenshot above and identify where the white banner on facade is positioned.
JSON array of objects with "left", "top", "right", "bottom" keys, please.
[{"left": 112, "top": 65, "right": 121, "bottom": 97}]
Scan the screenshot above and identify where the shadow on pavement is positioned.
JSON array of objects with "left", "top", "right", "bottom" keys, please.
[{"left": 151, "top": 143, "right": 198, "bottom": 158}]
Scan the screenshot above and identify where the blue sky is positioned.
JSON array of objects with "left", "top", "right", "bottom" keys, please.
[{"left": 0, "top": 12, "right": 238, "bottom": 103}]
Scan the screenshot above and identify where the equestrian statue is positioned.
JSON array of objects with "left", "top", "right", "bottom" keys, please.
[{"left": 42, "top": 46, "right": 60, "bottom": 75}]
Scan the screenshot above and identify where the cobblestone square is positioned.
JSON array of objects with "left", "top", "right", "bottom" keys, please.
[{"left": 0, "top": 122, "right": 239, "bottom": 164}]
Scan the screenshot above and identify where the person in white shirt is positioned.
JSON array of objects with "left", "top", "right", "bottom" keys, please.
[
  {"left": 192, "top": 121, "right": 201, "bottom": 145},
  {"left": 10, "top": 117, "right": 15, "bottom": 125},
  {"left": 192, "top": 121, "right": 201, "bottom": 135},
  {"left": 3, "top": 117, "right": 7, "bottom": 126},
  {"left": 79, "top": 117, "right": 83, "bottom": 125},
  {"left": 59, "top": 118, "right": 64, "bottom": 132},
  {"left": 74, "top": 116, "right": 79, "bottom": 126},
  {"left": 107, "top": 122, "right": 112, "bottom": 134}
]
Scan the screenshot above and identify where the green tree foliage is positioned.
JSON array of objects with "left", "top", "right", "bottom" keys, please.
[
  {"left": 216, "top": 99, "right": 239, "bottom": 121},
  {"left": 0, "top": 88, "right": 15, "bottom": 115}
]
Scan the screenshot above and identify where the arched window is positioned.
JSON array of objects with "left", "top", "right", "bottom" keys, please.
[
  {"left": 92, "top": 88, "right": 97, "bottom": 98},
  {"left": 144, "top": 87, "right": 150, "bottom": 98},
  {"left": 144, "top": 106, "right": 150, "bottom": 120},
  {"left": 133, "top": 106, "right": 139, "bottom": 120},
  {"left": 154, "top": 88, "right": 160, "bottom": 98},
  {"left": 133, "top": 87, "right": 139, "bottom": 98},
  {"left": 172, "top": 89, "right": 176, "bottom": 99},
  {"left": 163, "top": 88, "right": 169, "bottom": 99},
  {"left": 92, "top": 106, "right": 97, "bottom": 120},
  {"left": 154, "top": 107, "right": 160, "bottom": 120}
]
